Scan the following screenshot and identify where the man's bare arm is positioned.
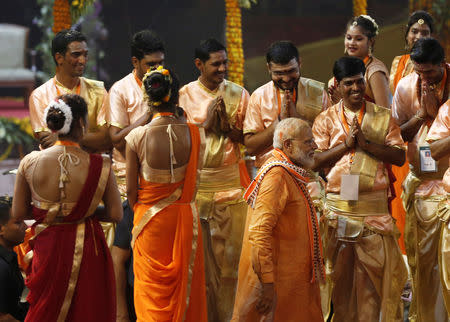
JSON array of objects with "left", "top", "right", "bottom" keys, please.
[
  {"left": 80, "top": 125, "right": 112, "bottom": 153},
  {"left": 35, "top": 131, "right": 57, "bottom": 149},
  {"left": 244, "top": 122, "right": 278, "bottom": 156},
  {"left": 430, "top": 136, "right": 450, "bottom": 160},
  {"left": 110, "top": 113, "right": 150, "bottom": 155}
]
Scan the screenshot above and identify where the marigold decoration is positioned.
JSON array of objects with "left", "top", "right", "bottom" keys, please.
[
  {"left": 353, "top": 0, "right": 367, "bottom": 16},
  {"left": 52, "top": 0, "right": 72, "bottom": 34},
  {"left": 225, "top": 0, "right": 244, "bottom": 86}
]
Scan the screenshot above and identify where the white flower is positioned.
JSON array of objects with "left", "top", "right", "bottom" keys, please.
[
  {"left": 43, "top": 99, "right": 73, "bottom": 135},
  {"left": 360, "top": 15, "right": 379, "bottom": 36}
]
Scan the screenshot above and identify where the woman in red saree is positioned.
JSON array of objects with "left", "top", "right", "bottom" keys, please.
[
  {"left": 126, "top": 67, "right": 207, "bottom": 322},
  {"left": 12, "top": 94, "right": 122, "bottom": 322}
]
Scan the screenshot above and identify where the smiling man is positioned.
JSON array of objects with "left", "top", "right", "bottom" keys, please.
[
  {"left": 243, "top": 41, "right": 330, "bottom": 168},
  {"left": 312, "top": 56, "right": 407, "bottom": 322},
  {"left": 178, "top": 38, "right": 250, "bottom": 322},
  {"left": 392, "top": 38, "right": 450, "bottom": 322},
  {"left": 232, "top": 118, "right": 324, "bottom": 322},
  {"left": 29, "top": 29, "right": 110, "bottom": 152}
]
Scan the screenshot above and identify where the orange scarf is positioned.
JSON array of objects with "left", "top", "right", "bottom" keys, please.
[{"left": 393, "top": 54, "right": 410, "bottom": 91}]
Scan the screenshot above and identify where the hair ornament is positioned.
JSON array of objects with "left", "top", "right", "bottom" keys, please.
[
  {"left": 417, "top": 18, "right": 425, "bottom": 25},
  {"left": 359, "top": 15, "right": 379, "bottom": 35},
  {"left": 142, "top": 65, "right": 173, "bottom": 107},
  {"left": 43, "top": 99, "right": 73, "bottom": 135}
]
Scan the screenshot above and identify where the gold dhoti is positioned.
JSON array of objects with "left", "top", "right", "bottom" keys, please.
[
  {"left": 403, "top": 172, "right": 450, "bottom": 322},
  {"left": 325, "top": 191, "right": 407, "bottom": 322},
  {"left": 196, "top": 163, "right": 247, "bottom": 322}
]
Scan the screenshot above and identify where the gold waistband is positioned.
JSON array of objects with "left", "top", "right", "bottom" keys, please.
[
  {"left": 198, "top": 163, "right": 241, "bottom": 192},
  {"left": 326, "top": 190, "right": 389, "bottom": 216}
]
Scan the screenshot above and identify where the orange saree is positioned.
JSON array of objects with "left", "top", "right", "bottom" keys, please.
[{"left": 132, "top": 123, "right": 207, "bottom": 322}]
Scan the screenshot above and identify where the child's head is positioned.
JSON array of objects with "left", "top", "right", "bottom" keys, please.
[{"left": 0, "top": 196, "right": 26, "bottom": 248}]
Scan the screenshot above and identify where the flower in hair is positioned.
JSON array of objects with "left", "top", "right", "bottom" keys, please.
[
  {"left": 43, "top": 99, "right": 73, "bottom": 135},
  {"left": 142, "top": 65, "right": 173, "bottom": 107},
  {"left": 360, "top": 15, "right": 379, "bottom": 35}
]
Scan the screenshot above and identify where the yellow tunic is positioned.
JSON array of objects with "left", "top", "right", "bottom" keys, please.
[
  {"left": 106, "top": 70, "right": 149, "bottom": 196},
  {"left": 179, "top": 79, "right": 250, "bottom": 322},
  {"left": 29, "top": 76, "right": 107, "bottom": 133},
  {"left": 312, "top": 101, "right": 407, "bottom": 322},
  {"left": 243, "top": 79, "right": 330, "bottom": 167}
]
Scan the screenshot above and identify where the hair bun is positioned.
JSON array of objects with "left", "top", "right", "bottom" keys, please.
[{"left": 43, "top": 99, "right": 73, "bottom": 135}]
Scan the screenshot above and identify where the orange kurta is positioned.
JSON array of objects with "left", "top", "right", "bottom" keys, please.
[
  {"left": 232, "top": 160, "right": 323, "bottom": 322},
  {"left": 126, "top": 123, "right": 207, "bottom": 322}
]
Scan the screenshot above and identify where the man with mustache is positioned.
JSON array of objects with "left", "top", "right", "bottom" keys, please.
[
  {"left": 312, "top": 56, "right": 407, "bottom": 321},
  {"left": 232, "top": 118, "right": 324, "bottom": 322},
  {"left": 178, "top": 38, "right": 250, "bottom": 322},
  {"left": 243, "top": 41, "right": 331, "bottom": 169},
  {"left": 392, "top": 38, "right": 449, "bottom": 321},
  {"left": 29, "top": 29, "right": 110, "bottom": 153}
]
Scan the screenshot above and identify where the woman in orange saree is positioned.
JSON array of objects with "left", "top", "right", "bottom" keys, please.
[
  {"left": 12, "top": 94, "right": 123, "bottom": 321},
  {"left": 126, "top": 67, "right": 207, "bottom": 322}
]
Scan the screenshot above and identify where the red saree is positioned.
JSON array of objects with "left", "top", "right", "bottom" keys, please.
[
  {"left": 132, "top": 124, "right": 207, "bottom": 322},
  {"left": 25, "top": 154, "right": 115, "bottom": 322}
]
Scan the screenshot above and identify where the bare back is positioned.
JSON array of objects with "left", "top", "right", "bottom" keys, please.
[
  {"left": 21, "top": 146, "right": 90, "bottom": 204},
  {"left": 131, "top": 118, "right": 192, "bottom": 171}
]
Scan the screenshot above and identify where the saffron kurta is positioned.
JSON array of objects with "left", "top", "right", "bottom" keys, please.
[
  {"left": 17, "top": 149, "right": 115, "bottom": 322},
  {"left": 126, "top": 123, "right": 207, "bottom": 322},
  {"left": 107, "top": 70, "right": 148, "bottom": 196},
  {"left": 312, "top": 101, "right": 407, "bottom": 322},
  {"left": 243, "top": 79, "right": 330, "bottom": 167},
  {"left": 392, "top": 69, "right": 450, "bottom": 322},
  {"left": 232, "top": 158, "right": 323, "bottom": 322},
  {"left": 179, "top": 79, "right": 250, "bottom": 322}
]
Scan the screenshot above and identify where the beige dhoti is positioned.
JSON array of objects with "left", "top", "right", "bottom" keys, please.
[
  {"left": 325, "top": 191, "right": 407, "bottom": 322},
  {"left": 196, "top": 164, "right": 247, "bottom": 322},
  {"left": 403, "top": 172, "right": 450, "bottom": 322}
]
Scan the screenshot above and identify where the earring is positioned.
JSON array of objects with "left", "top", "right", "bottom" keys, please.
[{"left": 368, "top": 46, "right": 373, "bottom": 56}]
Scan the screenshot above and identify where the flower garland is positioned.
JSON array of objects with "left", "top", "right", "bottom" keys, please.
[
  {"left": 225, "top": 0, "right": 244, "bottom": 86},
  {"left": 52, "top": 0, "right": 96, "bottom": 34},
  {"left": 52, "top": 0, "right": 71, "bottom": 34},
  {"left": 353, "top": 0, "right": 367, "bottom": 16}
]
